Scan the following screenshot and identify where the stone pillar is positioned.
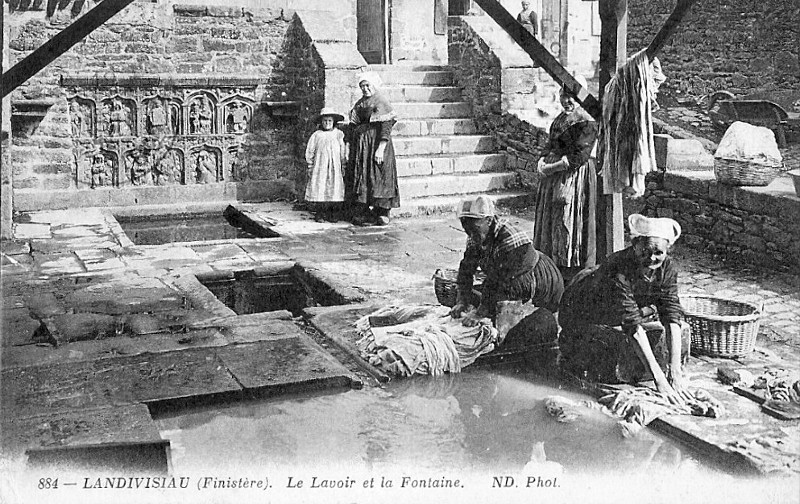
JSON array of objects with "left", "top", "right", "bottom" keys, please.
[{"left": 2, "top": 2, "right": 12, "bottom": 239}]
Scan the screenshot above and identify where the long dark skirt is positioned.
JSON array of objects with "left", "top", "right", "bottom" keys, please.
[
  {"left": 347, "top": 122, "right": 399, "bottom": 209},
  {"left": 558, "top": 319, "right": 690, "bottom": 384}
]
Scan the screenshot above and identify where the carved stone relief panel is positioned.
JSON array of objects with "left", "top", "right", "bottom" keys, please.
[
  {"left": 144, "top": 96, "right": 170, "bottom": 137},
  {"left": 63, "top": 76, "right": 259, "bottom": 189},
  {"left": 191, "top": 146, "right": 222, "bottom": 184},
  {"left": 103, "top": 96, "right": 137, "bottom": 138},
  {"left": 222, "top": 96, "right": 253, "bottom": 134},
  {"left": 187, "top": 93, "right": 217, "bottom": 135},
  {"left": 152, "top": 147, "right": 184, "bottom": 185},
  {"left": 68, "top": 97, "right": 95, "bottom": 138}
]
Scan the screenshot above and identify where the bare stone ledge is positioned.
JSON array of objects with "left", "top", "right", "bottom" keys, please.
[{"left": 13, "top": 180, "right": 285, "bottom": 213}]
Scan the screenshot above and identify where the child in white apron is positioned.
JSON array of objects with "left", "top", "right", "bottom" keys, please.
[{"left": 305, "top": 108, "right": 346, "bottom": 222}]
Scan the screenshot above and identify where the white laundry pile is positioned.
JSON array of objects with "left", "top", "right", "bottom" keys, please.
[{"left": 355, "top": 305, "right": 499, "bottom": 377}]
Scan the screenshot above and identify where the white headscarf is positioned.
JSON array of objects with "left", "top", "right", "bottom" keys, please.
[
  {"left": 357, "top": 71, "right": 383, "bottom": 89},
  {"left": 628, "top": 214, "right": 682, "bottom": 245}
]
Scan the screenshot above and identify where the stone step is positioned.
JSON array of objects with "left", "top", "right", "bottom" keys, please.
[
  {"left": 380, "top": 86, "right": 463, "bottom": 103},
  {"left": 396, "top": 191, "right": 531, "bottom": 218},
  {"left": 398, "top": 172, "right": 518, "bottom": 199},
  {"left": 368, "top": 64, "right": 452, "bottom": 72},
  {"left": 396, "top": 152, "right": 506, "bottom": 178},
  {"left": 394, "top": 118, "right": 478, "bottom": 137},
  {"left": 374, "top": 70, "right": 454, "bottom": 86},
  {"left": 393, "top": 135, "right": 496, "bottom": 157},
  {"left": 393, "top": 102, "right": 471, "bottom": 119}
]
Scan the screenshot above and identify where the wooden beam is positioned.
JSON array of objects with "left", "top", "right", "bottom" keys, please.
[
  {"left": 596, "top": 0, "right": 627, "bottom": 261},
  {"left": 646, "top": 0, "right": 698, "bottom": 60},
  {"left": 1, "top": 0, "right": 135, "bottom": 98},
  {"left": 473, "top": 0, "right": 602, "bottom": 121}
]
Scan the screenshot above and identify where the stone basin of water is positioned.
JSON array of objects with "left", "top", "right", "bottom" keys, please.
[
  {"left": 117, "top": 207, "right": 278, "bottom": 245},
  {"left": 152, "top": 367, "right": 768, "bottom": 501}
]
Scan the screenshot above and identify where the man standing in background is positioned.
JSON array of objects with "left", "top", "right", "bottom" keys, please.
[{"left": 517, "top": 0, "right": 539, "bottom": 37}]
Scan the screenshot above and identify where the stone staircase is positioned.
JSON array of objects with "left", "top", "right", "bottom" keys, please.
[{"left": 369, "top": 64, "right": 526, "bottom": 216}]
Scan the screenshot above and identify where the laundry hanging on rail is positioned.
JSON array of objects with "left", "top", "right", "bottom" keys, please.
[{"left": 600, "top": 50, "right": 665, "bottom": 197}]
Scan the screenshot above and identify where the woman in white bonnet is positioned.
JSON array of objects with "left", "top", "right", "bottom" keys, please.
[
  {"left": 346, "top": 71, "right": 399, "bottom": 226},
  {"left": 558, "top": 214, "right": 692, "bottom": 404}
]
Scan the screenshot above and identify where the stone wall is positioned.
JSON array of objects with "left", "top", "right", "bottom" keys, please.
[
  {"left": 391, "top": 0, "right": 448, "bottom": 63},
  {"left": 283, "top": 11, "right": 365, "bottom": 197},
  {"left": 4, "top": 1, "right": 357, "bottom": 212},
  {"left": 628, "top": 0, "right": 800, "bottom": 102},
  {"left": 448, "top": 15, "right": 558, "bottom": 192},
  {"left": 637, "top": 172, "right": 800, "bottom": 273}
]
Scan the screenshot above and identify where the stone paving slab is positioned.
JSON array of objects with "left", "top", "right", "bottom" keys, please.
[
  {"left": 0, "top": 308, "right": 43, "bottom": 347},
  {"left": 1, "top": 404, "right": 162, "bottom": 461},
  {"left": 0, "top": 240, "right": 31, "bottom": 255},
  {"left": 304, "top": 303, "right": 390, "bottom": 383},
  {"left": 33, "top": 252, "right": 85, "bottom": 274},
  {"left": 0, "top": 328, "right": 229, "bottom": 371},
  {"left": 62, "top": 285, "right": 186, "bottom": 316},
  {"left": 215, "top": 334, "right": 360, "bottom": 396},
  {"left": 88, "top": 348, "right": 241, "bottom": 407},
  {"left": 655, "top": 353, "right": 800, "bottom": 475},
  {"left": 1, "top": 361, "right": 121, "bottom": 418}
]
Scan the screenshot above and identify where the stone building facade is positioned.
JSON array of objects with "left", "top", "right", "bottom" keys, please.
[{"left": 1, "top": 0, "right": 797, "bottom": 237}]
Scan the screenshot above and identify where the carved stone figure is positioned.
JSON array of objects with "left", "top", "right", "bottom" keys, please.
[
  {"left": 69, "top": 101, "right": 87, "bottom": 137},
  {"left": 153, "top": 149, "right": 180, "bottom": 185},
  {"left": 195, "top": 150, "right": 216, "bottom": 184},
  {"left": 169, "top": 103, "right": 181, "bottom": 135},
  {"left": 129, "top": 150, "right": 152, "bottom": 185},
  {"left": 147, "top": 100, "right": 168, "bottom": 136},
  {"left": 99, "top": 102, "right": 111, "bottom": 137},
  {"left": 189, "top": 102, "right": 200, "bottom": 134},
  {"left": 227, "top": 102, "right": 249, "bottom": 134},
  {"left": 110, "top": 99, "right": 132, "bottom": 137},
  {"left": 90, "top": 152, "right": 112, "bottom": 188},
  {"left": 198, "top": 97, "right": 213, "bottom": 134}
]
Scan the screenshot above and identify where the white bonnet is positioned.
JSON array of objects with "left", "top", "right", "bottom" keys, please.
[{"left": 628, "top": 214, "right": 681, "bottom": 245}]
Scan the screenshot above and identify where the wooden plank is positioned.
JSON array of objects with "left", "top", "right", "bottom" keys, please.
[
  {"left": 645, "top": 0, "right": 698, "bottom": 60},
  {"left": 473, "top": 0, "right": 602, "bottom": 121},
  {"left": 1, "top": 0, "right": 136, "bottom": 98},
  {"left": 596, "top": 0, "right": 628, "bottom": 259}
]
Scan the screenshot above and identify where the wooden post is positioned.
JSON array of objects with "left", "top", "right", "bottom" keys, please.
[
  {"left": 596, "top": 0, "right": 627, "bottom": 262},
  {"left": 1, "top": 0, "right": 135, "bottom": 98}
]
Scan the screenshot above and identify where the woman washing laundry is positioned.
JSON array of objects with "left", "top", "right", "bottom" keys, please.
[
  {"left": 451, "top": 196, "right": 564, "bottom": 348},
  {"left": 559, "top": 214, "right": 692, "bottom": 405}
]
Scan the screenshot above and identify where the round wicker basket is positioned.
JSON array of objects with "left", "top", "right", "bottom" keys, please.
[
  {"left": 713, "top": 157, "right": 782, "bottom": 186},
  {"left": 432, "top": 269, "right": 485, "bottom": 307},
  {"left": 683, "top": 294, "right": 762, "bottom": 358}
]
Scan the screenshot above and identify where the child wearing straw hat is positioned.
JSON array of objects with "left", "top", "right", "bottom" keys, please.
[{"left": 305, "top": 107, "right": 347, "bottom": 222}]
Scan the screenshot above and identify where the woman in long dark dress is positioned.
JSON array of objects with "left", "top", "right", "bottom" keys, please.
[
  {"left": 347, "top": 72, "right": 399, "bottom": 226},
  {"left": 533, "top": 75, "right": 598, "bottom": 278}
]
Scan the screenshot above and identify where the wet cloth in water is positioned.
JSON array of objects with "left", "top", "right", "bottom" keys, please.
[
  {"left": 599, "top": 386, "right": 723, "bottom": 438},
  {"left": 355, "top": 305, "right": 499, "bottom": 377}
]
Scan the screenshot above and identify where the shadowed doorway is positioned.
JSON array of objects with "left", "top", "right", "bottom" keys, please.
[{"left": 357, "top": 0, "right": 387, "bottom": 64}]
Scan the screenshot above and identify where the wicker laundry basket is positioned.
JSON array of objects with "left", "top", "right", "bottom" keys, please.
[
  {"left": 713, "top": 158, "right": 783, "bottom": 186},
  {"left": 683, "top": 294, "right": 762, "bottom": 358},
  {"left": 433, "top": 269, "right": 485, "bottom": 307}
]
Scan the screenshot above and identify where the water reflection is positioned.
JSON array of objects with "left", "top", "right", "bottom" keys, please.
[{"left": 155, "top": 368, "right": 700, "bottom": 477}]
